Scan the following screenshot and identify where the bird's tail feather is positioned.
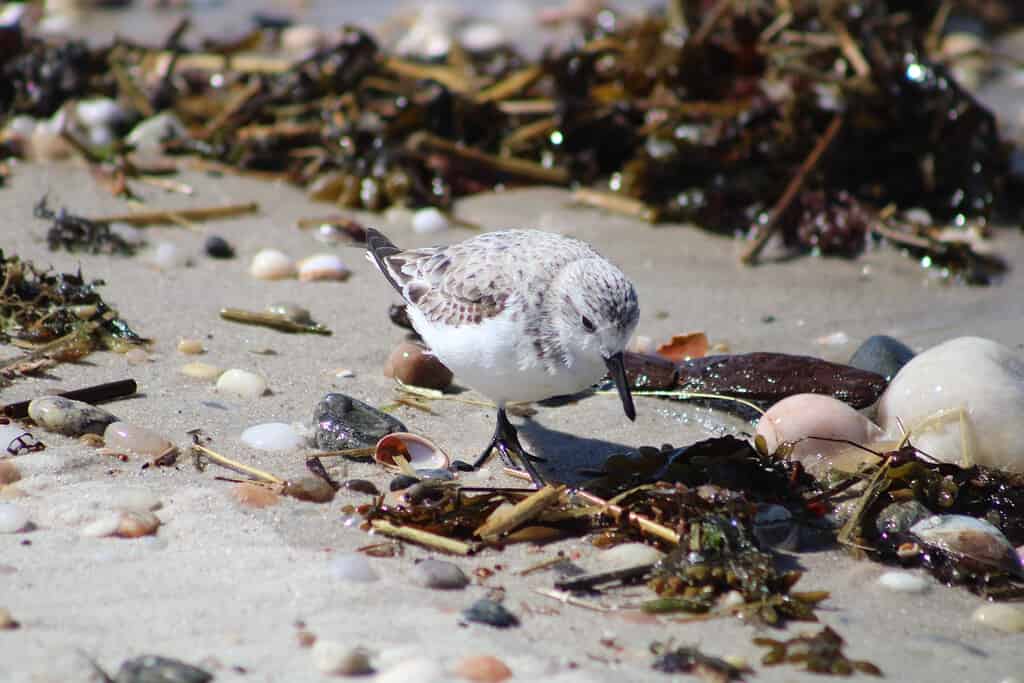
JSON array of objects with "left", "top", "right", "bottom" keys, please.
[{"left": 364, "top": 228, "right": 404, "bottom": 294}]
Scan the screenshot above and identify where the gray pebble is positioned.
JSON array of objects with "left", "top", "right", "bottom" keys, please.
[
  {"left": 848, "top": 335, "right": 915, "bottom": 380},
  {"left": 203, "top": 235, "right": 235, "bottom": 259},
  {"left": 313, "top": 393, "right": 406, "bottom": 450},
  {"left": 413, "top": 559, "right": 469, "bottom": 590},
  {"left": 462, "top": 599, "right": 519, "bottom": 628},
  {"left": 114, "top": 655, "right": 212, "bottom": 683},
  {"left": 28, "top": 396, "right": 118, "bottom": 436}
]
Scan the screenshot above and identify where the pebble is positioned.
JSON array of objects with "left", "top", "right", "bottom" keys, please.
[
  {"left": 454, "top": 655, "right": 512, "bottom": 683},
  {"left": 82, "top": 510, "right": 160, "bottom": 538},
  {"left": 599, "top": 542, "right": 664, "bottom": 570},
  {"left": 0, "top": 461, "right": 21, "bottom": 485},
  {"left": 971, "top": 603, "right": 1024, "bottom": 633},
  {"left": 113, "top": 655, "right": 213, "bottom": 683},
  {"left": 297, "top": 253, "right": 350, "bottom": 282},
  {"left": 181, "top": 361, "right": 224, "bottom": 381},
  {"left": 103, "top": 422, "right": 176, "bottom": 458},
  {"left": 877, "top": 571, "right": 930, "bottom": 593},
  {"left": 848, "top": 335, "right": 916, "bottom": 380},
  {"left": 250, "top": 248, "right": 296, "bottom": 280},
  {"left": 266, "top": 302, "right": 313, "bottom": 325},
  {"left": 412, "top": 559, "right": 469, "bottom": 590},
  {"left": 753, "top": 505, "right": 799, "bottom": 550},
  {"left": 282, "top": 477, "right": 336, "bottom": 503},
  {"left": 126, "top": 112, "right": 187, "bottom": 150},
  {"left": 411, "top": 207, "right": 450, "bottom": 234},
  {"left": 313, "top": 393, "right": 407, "bottom": 450},
  {"left": 203, "top": 235, "right": 235, "bottom": 259},
  {"left": 217, "top": 369, "right": 268, "bottom": 399},
  {"left": 0, "top": 607, "right": 18, "bottom": 630},
  {"left": 177, "top": 338, "right": 205, "bottom": 354},
  {"left": 376, "top": 658, "right": 446, "bottom": 683},
  {"left": 28, "top": 396, "right": 118, "bottom": 436},
  {"left": 240, "top": 422, "right": 304, "bottom": 451},
  {"left": 143, "top": 241, "right": 191, "bottom": 270},
  {"left": 312, "top": 641, "right": 374, "bottom": 676},
  {"left": 383, "top": 342, "right": 453, "bottom": 390},
  {"left": 0, "top": 503, "right": 31, "bottom": 533},
  {"left": 328, "top": 553, "right": 380, "bottom": 583},
  {"left": 232, "top": 483, "right": 280, "bottom": 508},
  {"left": 462, "top": 599, "right": 519, "bottom": 628}
]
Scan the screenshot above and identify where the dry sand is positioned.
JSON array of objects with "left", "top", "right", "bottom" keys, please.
[{"left": 1, "top": 160, "right": 1023, "bottom": 682}]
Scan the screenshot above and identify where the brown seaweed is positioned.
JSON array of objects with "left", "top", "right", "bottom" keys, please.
[{"left": 754, "top": 626, "right": 882, "bottom": 676}]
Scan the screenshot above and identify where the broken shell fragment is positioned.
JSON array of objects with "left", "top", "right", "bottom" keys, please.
[
  {"left": 82, "top": 510, "right": 160, "bottom": 538},
  {"left": 297, "top": 253, "right": 350, "bottom": 282},
  {"left": 375, "top": 432, "right": 450, "bottom": 470},
  {"left": 910, "top": 515, "right": 1023, "bottom": 577}
]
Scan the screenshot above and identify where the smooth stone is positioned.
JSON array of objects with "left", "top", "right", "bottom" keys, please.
[
  {"left": 217, "top": 369, "right": 268, "bottom": 399},
  {"left": 203, "top": 235, "right": 234, "bottom": 259},
  {"left": 181, "top": 361, "right": 223, "bottom": 381},
  {"left": 462, "top": 599, "right": 519, "bottom": 628},
  {"left": 1, "top": 423, "right": 36, "bottom": 456},
  {"left": 0, "top": 503, "right": 30, "bottom": 533},
  {"left": 848, "top": 335, "right": 916, "bottom": 380},
  {"left": 103, "top": 422, "right": 175, "bottom": 457},
  {"left": 454, "top": 655, "right": 512, "bottom": 683},
  {"left": 177, "top": 338, "right": 205, "bottom": 355},
  {"left": 411, "top": 207, "right": 450, "bottom": 234},
  {"left": 250, "top": 248, "right": 296, "bottom": 280},
  {"left": 297, "top": 253, "right": 350, "bottom": 282},
  {"left": 312, "top": 641, "right": 373, "bottom": 676},
  {"left": 599, "top": 542, "right": 664, "bottom": 570},
  {"left": 240, "top": 422, "right": 304, "bottom": 451},
  {"left": 383, "top": 342, "right": 453, "bottom": 390},
  {"left": 126, "top": 112, "right": 187, "bottom": 150},
  {"left": 266, "top": 302, "right": 312, "bottom": 325},
  {"left": 877, "top": 571, "right": 930, "bottom": 593},
  {"left": 28, "top": 396, "right": 118, "bottom": 436},
  {"left": 875, "top": 500, "right": 932, "bottom": 536},
  {"left": 143, "top": 241, "right": 190, "bottom": 270},
  {"left": 0, "top": 461, "right": 21, "bottom": 485},
  {"left": 113, "top": 655, "right": 212, "bottom": 683},
  {"left": 376, "top": 658, "right": 446, "bottom": 683},
  {"left": 412, "top": 558, "right": 469, "bottom": 589},
  {"left": 877, "top": 337, "right": 1024, "bottom": 472},
  {"left": 282, "top": 477, "right": 336, "bottom": 503},
  {"left": 328, "top": 553, "right": 380, "bottom": 583},
  {"left": 389, "top": 474, "right": 420, "bottom": 491},
  {"left": 971, "top": 603, "right": 1024, "bottom": 633},
  {"left": 313, "top": 393, "right": 407, "bottom": 450}
]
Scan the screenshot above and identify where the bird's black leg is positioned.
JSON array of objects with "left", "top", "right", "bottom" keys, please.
[{"left": 451, "top": 408, "right": 546, "bottom": 486}]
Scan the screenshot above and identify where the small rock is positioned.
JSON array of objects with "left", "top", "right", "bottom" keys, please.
[
  {"left": 877, "top": 571, "right": 930, "bottom": 593},
  {"left": 126, "top": 112, "right": 187, "bottom": 150},
  {"left": 411, "top": 207, "right": 450, "bottom": 234},
  {"left": 143, "top": 241, "right": 191, "bottom": 270},
  {"left": 250, "top": 248, "right": 296, "bottom": 280},
  {"left": 266, "top": 302, "right": 313, "bottom": 325},
  {"left": 753, "top": 505, "right": 799, "bottom": 550},
  {"left": 104, "top": 422, "right": 176, "bottom": 458},
  {"left": 849, "top": 335, "right": 916, "bottom": 380},
  {"left": 181, "top": 361, "right": 223, "bottom": 381},
  {"left": 462, "top": 599, "right": 519, "bottom": 628},
  {"left": 599, "top": 542, "right": 664, "bottom": 570},
  {"left": 971, "top": 603, "right": 1024, "bottom": 633},
  {"left": 0, "top": 461, "right": 22, "bottom": 485},
  {"left": 217, "top": 368, "right": 268, "bottom": 399},
  {"left": 0, "top": 607, "right": 19, "bottom": 630},
  {"left": 384, "top": 342, "right": 453, "bottom": 390},
  {"left": 328, "top": 553, "right": 380, "bottom": 583},
  {"left": 282, "top": 477, "right": 336, "bottom": 503},
  {"left": 113, "top": 655, "right": 212, "bottom": 683},
  {"left": 240, "top": 422, "right": 304, "bottom": 451},
  {"left": 28, "top": 396, "right": 118, "bottom": 436},
  {"left": 203, "top": 235, "right": 235, "bottom": 259},
  {"left": 233, "top": 483, "right": 280, "bottom": 508},
  {"left": 313, "top": 393, "right": 407, "bottom": 450},
  {"left": 82, "top": 510, "right": 160, "bottom": 538},
  {"left": 389, "top": 474, "right": 420, "bottom": 491},
  {"left": 454, "top": 655, "right": 512, "bottom": 683},
  {"left": 0, "top": 503, "right": 31, "bottom": 533},
  {"left": 412, "top": 559, "right": 469, "bottom": 590},
  {"left": 312, "top": 641, "right": 374, "bottom": 676},
  {"left": 298, "top": 253, "right": 350, "bottom": 282},
  {"left": 177, "top": 338, "right": 205, "bottom": 355}
]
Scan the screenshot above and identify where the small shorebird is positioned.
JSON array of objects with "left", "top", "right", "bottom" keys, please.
[{"left": 366, "top": 228, "right": 639, "bottom": 485}]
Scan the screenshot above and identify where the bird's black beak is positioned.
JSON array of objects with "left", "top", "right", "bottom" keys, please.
[{"left": 604, "top": 351, "right": 636, "bottom": 421}]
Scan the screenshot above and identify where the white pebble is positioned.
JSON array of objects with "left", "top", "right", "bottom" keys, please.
[
  {"left": 297, "top": 253, "right": 350, "bottom": 282},
  {"left": 240, "top": 423, "right": 304, "bottom": 451},
  {"left": 312, "top": 641, "right": 373, "bottom": 676},
  {"left": 0, "top": 503, "right": 31, "bottom": 533},
  {"left": 411, "top": 207, "right": 450, "bottom": 234},
  {"left": 250, "top": 248, "right": 296, "bottom": 280},
  {"left": 600, "top": 542, "right": 663, "bottom": 570},
  {"left": 216, "top": 369, "right": 268, "bottom": 399},
  {"left": 877, "top": 571, "right": 930, "bottom": 593},
  {"left": 971, "top": 603, "right": 1024, "bottom": 633},
  {"left": 103, "top": 422, "right": 175, "bottom": 458},
  {"left": 328, "top": 553, "right": 379, "bottom": 583},
  {"left": 181, "top": 361, "right": 223, "bottom": 381},
  {"left": 143, "top": 241, "right": 190, "bottom": 270}
]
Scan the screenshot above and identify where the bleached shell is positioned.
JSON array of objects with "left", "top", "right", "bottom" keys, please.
[
  {"left": 81, "top": 510, "right": 160, "bottom": 538},
  {"left": 876, "top": 337, "right": 1024, "bottom": 472},
  {"left": 181, "top": 361, "right": 224, "bottom": 381},
  {"left": 910, "top": 514, "right": 1022, "bottom": 576},
  {"left": 75, "top": 98, "right": 127, "bottom": 128},
  {"left": 177, "top": 338, "right": 205, "bottom": 354},
  {"left": 411, "top": 207, "right": 450, "bottom": 234},
  {"left": 142, "top": 241, "right": 190, "bottom": 270},
  {"left": 126, "top": 112, "right": 186, "bottom": 150},
  {"left": 240, "top": 422, "right": 304, "bottom": 451},
  {"left": 28, "top": 396, "right": 118, "bottom": 436},
  {"left": 216, "top": 369, "right": 268, "bottom": 399},
  {"left": 250, "top": 249, "right": 296, "bottom": 280},
  {"left": 375, "top": 432, "right": 449, "bottom": 469},
  {"left": 103, "top": 422, "right": 176, "bottom": 458},
  {"left": 297, "top": 253, "right": 350, "bottom": 282}
]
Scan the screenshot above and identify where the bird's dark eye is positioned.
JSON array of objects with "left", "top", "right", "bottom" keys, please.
[{"left": 581, "top": 315, "right": 596, "bottom": 333}]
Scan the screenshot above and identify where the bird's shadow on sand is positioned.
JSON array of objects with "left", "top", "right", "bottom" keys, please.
[{"left": 515, "top": 417, "right": 634, "bottom": 486}]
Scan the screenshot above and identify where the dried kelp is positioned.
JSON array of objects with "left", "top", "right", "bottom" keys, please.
[
  {"left": 650, "top": 642, "right": 749, "bottom": 682},
  {"left": 755, "top": 626, "right": 882, "bottom": 676},
  {"left": 34, "top": 196, "right": 138, "bottom": 255}
]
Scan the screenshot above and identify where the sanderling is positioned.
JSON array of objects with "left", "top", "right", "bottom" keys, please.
[{"left": 366, "top": 228, "right": 640, "bottom": 485}]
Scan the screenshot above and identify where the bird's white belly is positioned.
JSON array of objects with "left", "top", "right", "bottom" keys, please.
[{"left": 410, "top": 309, "right": 605, "bottom": 405}]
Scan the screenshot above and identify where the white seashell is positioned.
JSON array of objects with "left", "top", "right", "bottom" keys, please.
[
  {"left": 876, "top": 337, "right": 1024, "bottom": 472},
  {"left": 28, "top": 396, "right": 118, "bottom": 436},
  {"left": 599, "top": 542, "right": 663, "bottom": 570},
  {"left": 240, "top": 422, "right": 304, "bottom": 451},
  {"left": 328, "top": 553, "right": 379, "bottom": 582},
  {"left": 75, "top": 98, "right": 126, "bottom": 128},
  {"left": 250, "top": 248, "right": 296, "bottom": 280},
  {"left": 216, "top": 369, "right": 268, "bottom": 399},
  {"left": 181, "top": 361, "right": 224, "bottom": 381},
  {"left": 459, "top": 22, "right": 505, "bottom": 52},
  {"left": 312, "top": 641, "right": 373, "bottom": 676},
  {"left": 81, "top": 510, "right": 160, "bottom": 538},
  {"left": 411, "top": 207, "right": 450, "bottom": 234},
  {"left": 297, "top": 253, "right": 350, "bottom": 282},
  {"left": 142, "top": 241, "right": 190, "bottom": 270},
  {"left": 877, "top": 571, "right": 930, "bottom": 593},
  {"left": 910, "top": 515, "right": 1022, "bottom": 576},
  {"left": 971, "top": 603, "right": 1024, "bottom": 633},
  {"left": 177, "top": 338, "right": 205, "bottom": 355},
  {"left": 375, "top": 432, "right": 450, "bottom": 470},
  {"left": 87, "top": 125, "right": 115, "bottom": 148},
  {"left": 103, "top": 422, "right": 175, "bottom": 458},
  {"left": 126, "top": 112, "right": 186, "bottom": 150}
]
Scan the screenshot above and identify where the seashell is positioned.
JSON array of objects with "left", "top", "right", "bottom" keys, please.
[
  {"left": 297, "top": 253, "right": 350, "bottom": 282},
  {"left": 877, "top": 337, "right": 1024, "bottom": 472},
  {"left": 458, "top": 22, "right": 505, "bottom": 52},
  {"left": 125, "top": 348, "right": 149, "bottom": 365},
  {"left": 75, "top": 98, "right": 127, "bottom": 128},
  {"left": 28, "top": 396, "right": 118, "bottom": 436},
  {"left": 411, "top": 207, "right": 450, "bottom": 234},
  {"left": 82, "top": 510, "right": 160, "bottom": 538},
  {"left": 142, "top": 241, "right": 190, "bottom": 270},
  {"left": 971, "top": 603, "right": 1024, "bottom": 633},
  {"left": 216, "top": 368, "right": 268, "bottom": 399},
  {"left": 103, "top": 422, "right": 176, "bottom": 458},
  {"left": 177, "top": 338, "right": 205, "bottom": 355},
  {"left": 375, "top": 432, "right": 449, "bottom": 470},
  {"left": 126, "top": 112, "right": 186, "bottom": 150},
  {"left": 910, "top": 515, "right": 1023, "bottom": 576},
  {"left": 0, "top": 503, "right": 31, "bottom": 533},
  {"left": 454, "top": 655, "right": 513, "bottom": 683},
  {"left": 240, "top": 422, "right": 304, "bottom": 451},
  {"left": 181, "top": 361, "right": 223, "bottom": 381},
  {"left": 249, "top": 248, "right": 296, "bottom": 280}
]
